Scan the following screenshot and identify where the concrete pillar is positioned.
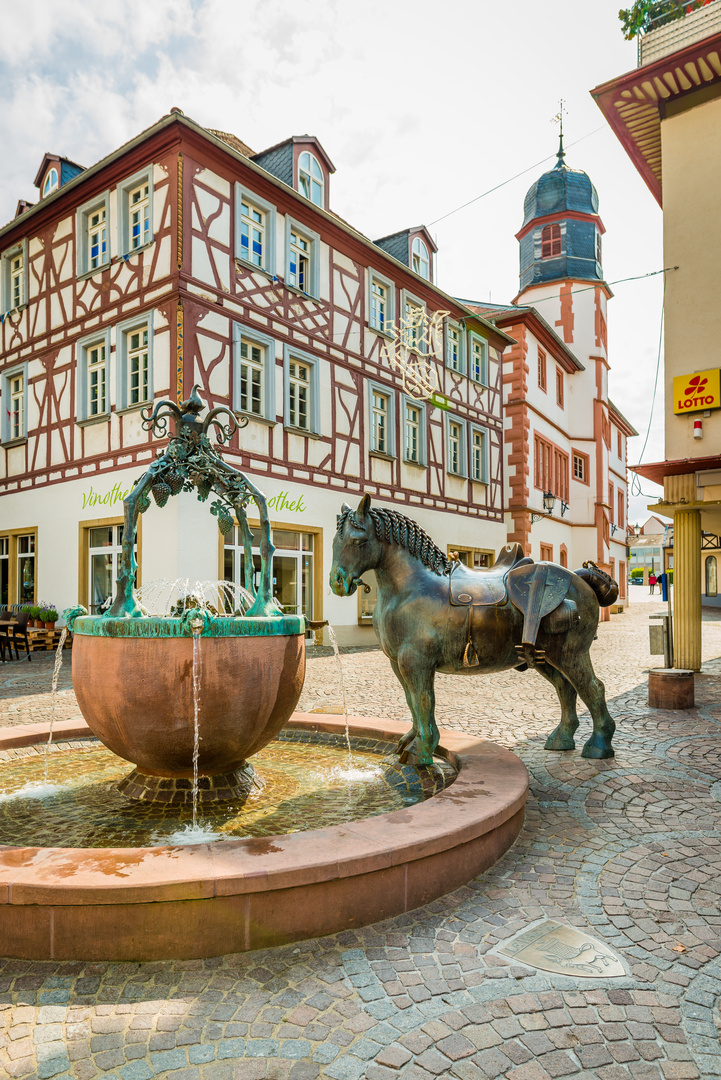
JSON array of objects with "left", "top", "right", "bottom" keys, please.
[{"left": 674, "top": 508, "right": 702, "bottom": 670}]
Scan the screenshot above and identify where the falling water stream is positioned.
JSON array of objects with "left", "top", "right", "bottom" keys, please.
[
  {"left": 44, "top": 628, "right": 69, "bottom": 784},
  {"left": 190, "top": 620, "right": 203, "bottom": 829}
]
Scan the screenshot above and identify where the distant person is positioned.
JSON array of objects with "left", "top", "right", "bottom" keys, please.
[{"left": 649, "top": 573, "right": 657, "bottom": 594}]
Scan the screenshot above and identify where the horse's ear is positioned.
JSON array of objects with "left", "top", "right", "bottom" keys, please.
[
  {"left": 357, "top": 493, "right": 372, "bottom": 520},
  {"left": 340, "top": 502, "right": 352, "bottom": 513}
]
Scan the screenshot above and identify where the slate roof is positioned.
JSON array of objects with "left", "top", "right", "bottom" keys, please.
[{"left": 522, "top": 146, "right": 599, "bottom": 227}]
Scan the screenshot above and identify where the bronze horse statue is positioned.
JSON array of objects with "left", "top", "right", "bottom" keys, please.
[{"left": 330, "top": 495, "right": 619, "bottom": 766}]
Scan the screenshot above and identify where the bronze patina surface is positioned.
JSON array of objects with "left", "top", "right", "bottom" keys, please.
[
  {"left": 66, "top": 388, "right": 307, "bottom": 798},
  {"left": 330, "top": 494, "right": 619, "bottom": 766}
]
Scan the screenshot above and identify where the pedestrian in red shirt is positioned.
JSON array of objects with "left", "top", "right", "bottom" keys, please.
[{"left": 649, "top": 573, "right": 657, "bottom": 594}]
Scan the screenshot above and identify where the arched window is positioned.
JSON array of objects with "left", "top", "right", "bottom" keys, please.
[
  {"left": 706, "top": 555, "right": 718, "bottom": 597},
  {"left": 42, "top": 168, "right": 59, "bottom": 197},
  {"left": 412, "top": 237, "right": 430, "bottom": 279},
  {"left": 541, "top": 223, "right": 561, "bottom": 259},
  {"left": 596, "top": 230, "right": 602, "bottom": 264},
  {"left": 298, "top": 152, "right": 323, "bottom": 206}
]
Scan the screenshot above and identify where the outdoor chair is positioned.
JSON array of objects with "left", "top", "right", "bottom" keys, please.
[
  {"left": 0, "top": 609, "right": 11, "bottom": 663},
  {"left": 8, "top": 612, "right": 31, "bottom": 662}
]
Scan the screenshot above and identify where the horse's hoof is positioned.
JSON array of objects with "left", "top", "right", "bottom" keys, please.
[
  {"left": 581, "top": 739, "right": 615, "bottom": 760},
  {"left": 544, "top": 729, "right": 576, "bottom": 752}
]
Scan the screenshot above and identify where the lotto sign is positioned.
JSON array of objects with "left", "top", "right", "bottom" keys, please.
[{"left": 672, "top": 368, "right": 721, "bottom": 414}]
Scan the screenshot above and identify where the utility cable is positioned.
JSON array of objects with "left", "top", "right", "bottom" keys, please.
[
  {"left": 428, "top": 126, "right": 608, "bottom": 227},
  {"left": 630, "top": 270, "right": 667, "bottom": 501}
]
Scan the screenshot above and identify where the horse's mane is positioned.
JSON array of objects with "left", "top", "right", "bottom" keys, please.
[{"left": 337, "top": 506, "right": 451, "bottom": 577}]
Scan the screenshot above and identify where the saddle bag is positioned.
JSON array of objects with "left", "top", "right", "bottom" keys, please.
[{"left": 542, "top": 598, "right": 579, "bottom": 635}]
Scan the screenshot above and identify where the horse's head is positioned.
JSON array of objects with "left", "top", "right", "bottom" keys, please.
[{"left": 330, "top": 493, "right": 381, "bottom": 596}]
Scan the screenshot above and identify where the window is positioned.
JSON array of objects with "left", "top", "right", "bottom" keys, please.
[
  {"left": 572, "top": 451, "right": 588, "bottom": 484},
  {"left": 233, "top": 324, "right": 275, "bottom": 422},
  {"left": 368, "top": 381, "right": 395, "bottom": 456},
  {"left": 618, "top": 431, "right": 623, "bottom": 458},
  {"left": 285, "top": 219, "right": 319, "bottom": 297},
  {"left": 224, "top": 524, "right": 316, "bottom": 620},
  {"left": 541, "top": 223, "right": 562, "bottom": 258},
  {"left": 534, "top": 434, "right": 568, "bottom": 500},
  {"left": 115, "top": 314, "right": 154, "bottom": 411},
  {"left": 42, "top": 168, "right": 58, "bottom": 197},
  {"left": 556, "top": 367, "right": 564, "bottom": 408},
  {"left": 369, "top": 271, "right": 394, "bottom": 333},
  {"left": 77, "top": 192, "right": 110, "bottom": 276},
  {"left": 402, "top": 294, "right": 426, "bottom": 354},
  {"left": 538, "top": 349, "right": 547, "bottom": 392},
  {"left": 88, "top": 341, "right": 107, "bottom": 416},
  {"left": 619, "top": 560, "right": 626, "bottom": 599},
  {"left": 118, "top": 168, "right": 153, "bottom": 255},
  {"left": 1, "top": 241, "right": 28, "bottom": 313},
  {"left": 1, "top": 364, "right": 28, "bottom": 442},
  {"left": 469, "top": 333, "right": 488, "bottom": 385},
  {"left": 77, "top": 329, "right": 110, "bottom": 421},
  {"left": 596, "top": 231, "right": 602, "bottom": 265},
  {"left": 284, "top": 347, "right": 319, "bottom": 433},
  {"left": 446, "top": 415, "right": 467, "bottom": 477},
  {"left": 446, "top": 322, "right": 464, "bottom": 373},
  {"left": 706, "top": 556, "right": 718, "bottom": 597},
  {"left": 609, "top": 482, "right": 614, "bottom": 515},
  {"left": 559, "top": 546, "right": 568, "bottom": 568},
  {"left": 0, "top": 536, "right": 7, "bottom": 607},
  {"left": 235, "top": 187, "right": 276, "bottom": 274},
  {"left": 470, "top": 426, "right": 489, "bottom": 483},
  {"left": 617, "top": 491, "right": 624, "bottom": 529},
  {"left": 16, "top": 534, "right": 35, "bottom": 604},
  {"left": 540, "top": 543, "right": 553, "bottom": 563},
  {"left": 403, "top": 398, "right": 425, "bottom": 465},
  {"left": 411, "top": 237, "right": 430, "bottom": 280},
  {"left": 88, "top": 525, "right": 124, "bottom": 615},
  {"left": 298, "top": 151, "right": 323, "bottom": 207}
]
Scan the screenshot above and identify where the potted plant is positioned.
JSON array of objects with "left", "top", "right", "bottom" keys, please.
[
  {"left": 29, "top": 605, "right": 42, "bottom": 628},
  {"left": 41, "top": 608, "right": 58, "bottom": 630}
]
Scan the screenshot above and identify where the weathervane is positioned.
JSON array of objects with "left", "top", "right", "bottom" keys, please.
[{"left": 552, "top": 99, "right": 566, "bottom": 166}]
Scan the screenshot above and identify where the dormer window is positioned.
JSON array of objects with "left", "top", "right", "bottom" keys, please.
[
  {"left": 541, "top": 223, "right": 562, "bottom": 258},
  {"left": 412, "top": 237, "right": 430, "bottom": 280},
  {"left": 42, "top": 168, "right": 59, "bottom": 198},
  {"left": 298, "top": 151, "right": 323, "bottom": 207}
]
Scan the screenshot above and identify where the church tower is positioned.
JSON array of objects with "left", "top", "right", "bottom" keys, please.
[{"left": 509, "top": 137, "right": 630, "bottom": 604}]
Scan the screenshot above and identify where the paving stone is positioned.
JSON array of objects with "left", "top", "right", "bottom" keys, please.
[{"left": 1, "top": 609, "right": 721, "bottom": 1080}]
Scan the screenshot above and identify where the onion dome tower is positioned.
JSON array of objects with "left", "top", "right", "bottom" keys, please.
[{"left": 517, "top": 135, "right": 604, "bottom": 293}]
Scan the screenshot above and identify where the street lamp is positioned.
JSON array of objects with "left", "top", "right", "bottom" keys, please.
[{"left": 532, "top": 491, "right": 556, "bottom": 523}]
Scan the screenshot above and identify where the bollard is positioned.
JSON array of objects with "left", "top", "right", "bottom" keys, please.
[{"left": 648, "top": 668, "right": 694, "bottom": 709}]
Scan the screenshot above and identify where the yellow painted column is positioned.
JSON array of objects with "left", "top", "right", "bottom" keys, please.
[{"left": 674, "top": 509, "right": 702, "bottom": 670}]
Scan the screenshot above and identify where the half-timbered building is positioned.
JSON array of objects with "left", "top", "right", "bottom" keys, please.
[{"left": 0, "top": 109, "right": 510, "bottom": 643}]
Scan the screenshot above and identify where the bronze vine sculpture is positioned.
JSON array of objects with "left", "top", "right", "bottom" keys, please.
[{"left": 330, "top": 494, "right": 619, "bottom": 766}]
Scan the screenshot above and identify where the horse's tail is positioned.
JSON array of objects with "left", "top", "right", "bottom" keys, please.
[{"left": 574, "top": 561, "right": 619, "bottom": 607}]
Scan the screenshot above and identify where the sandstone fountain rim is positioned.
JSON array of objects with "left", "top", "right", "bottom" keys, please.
[
  {"left": 71, "top": 614, "right": 306, "bottom": 638},
  {"left": 0, "top": 714, "right": 528, "bottom": 909}
]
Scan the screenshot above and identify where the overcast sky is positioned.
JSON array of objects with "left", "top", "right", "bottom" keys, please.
[{"left": 0, "top": 0, "right": 668, "bottom": 524}]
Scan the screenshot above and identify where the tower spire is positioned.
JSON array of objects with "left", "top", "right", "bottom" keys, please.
[{"left": 552, "top": 99, "right": 566, "bottom": 169}]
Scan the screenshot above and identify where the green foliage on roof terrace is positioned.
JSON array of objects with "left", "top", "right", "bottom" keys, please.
[{"left": 619, "top": 0, "right": 712, "bottom": 40}]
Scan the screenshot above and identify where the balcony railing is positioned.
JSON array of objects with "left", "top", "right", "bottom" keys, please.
[{"left": 639, "top": 0, "right": 721, "bottom": 65}]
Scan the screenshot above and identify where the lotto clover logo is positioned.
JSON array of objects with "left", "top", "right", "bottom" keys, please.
[{"left": 684, "top": 375, "right": 708, "bottom": 395}]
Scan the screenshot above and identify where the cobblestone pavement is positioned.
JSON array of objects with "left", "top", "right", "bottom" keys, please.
[{"left": 0, "top": 598, "right": 720, "bottom": 1080}]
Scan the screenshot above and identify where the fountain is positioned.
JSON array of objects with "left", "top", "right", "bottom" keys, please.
[{"left": 0, "top": 389, "right": 527, "bottom": 961}]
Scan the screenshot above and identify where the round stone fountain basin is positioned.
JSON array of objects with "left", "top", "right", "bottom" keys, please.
[
  {"left": 71, "top": 615, "right": 305, "bottom": 776},
  {"left": 0, "top": 715, "right": 528, "bottom": 961}
]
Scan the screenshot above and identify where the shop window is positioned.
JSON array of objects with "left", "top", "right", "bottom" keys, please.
[
  {"left": 17, "top": 534, "right": 35, "bottom": 604},
  {"left": 0, "top": 531, "right": 37, "bottom": 606},
  {"left": 223, "top": 524, "right": 316, "bottom": 620},
  {"left": 0, "top": 536, "right": 7, "bottom": 607},
  {"left": 706, "top": 556, "right": 718, "bottom": 597},
  {"left": 85, "top": 524, "right": 137, "bottom": 615}
]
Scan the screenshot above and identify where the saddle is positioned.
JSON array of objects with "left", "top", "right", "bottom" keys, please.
[
  {"left": 449, "top": 543, "right": 532, "bottom": 607},
  {"left": 449, "top": 548, "right": 579, "bottom": 668}
]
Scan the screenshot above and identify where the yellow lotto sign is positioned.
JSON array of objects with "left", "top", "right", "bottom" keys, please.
[{"left": 673, "top": 368, "right": 721, "bottom": 414}]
